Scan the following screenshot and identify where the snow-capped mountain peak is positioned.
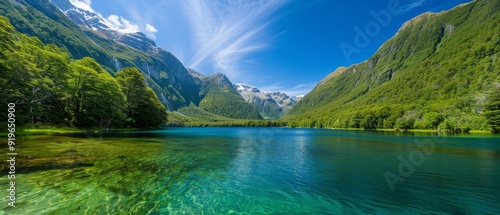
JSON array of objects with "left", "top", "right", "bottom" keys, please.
[
  {"left": 233, "top": 83, "right": 301, "bottom": 119},
  {"left": 235, "top": 83, "right": 261, "bottom": 93},
  {"left": 50, "top": 0, "right": 157, "bottom": 52},
  {"left": 51, "top": 0, "right": 130, "bottom": 33}
]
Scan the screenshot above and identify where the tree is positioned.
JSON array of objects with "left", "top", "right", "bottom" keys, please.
[
  {"left": 15, "top": 36, "right": 73, "bottom": 124},
  {"left": 414, "top": 112, "right": 443, "bottom": 129},
  {"left": 361, "top": 112, "right": 377, "bottom": 129},
  {"left": 116, "top": 67, "right": 167, "bottom": 128},
  {"left": 65, "top": 58, "right": 127, "bottom": 127},
  {"left": 438, "top": 118, "right": 458, "bottom": 133},
  {"left": 395, "top": 118, "right": 415, "bottom": 130},
  {"left": 0, "top": 18, "right": 34, "bottom": 124},
  {"left": 484, "top": 87, "right": 500, "bottom": 133}
]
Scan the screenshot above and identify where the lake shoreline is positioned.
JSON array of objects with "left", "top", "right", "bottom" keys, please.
[
  {"left": 3, "top": 125, "right": 493, "bottom": 136},
  {"left": 329, "top": 128, "right": 492, "bottom": 134}
]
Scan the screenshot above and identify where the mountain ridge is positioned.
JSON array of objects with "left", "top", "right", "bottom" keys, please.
[{"left": 286, "top": 0, "right": 500, "bottom": 131}]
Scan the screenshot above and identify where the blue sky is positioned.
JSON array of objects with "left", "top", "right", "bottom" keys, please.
[{"left": 70, "top": 0, "right": 472, "bottom": 96}]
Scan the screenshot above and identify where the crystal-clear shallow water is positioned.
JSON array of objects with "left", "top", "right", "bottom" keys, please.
[{"left": 1, "top": 128, "right": 499, "bottom": 214}]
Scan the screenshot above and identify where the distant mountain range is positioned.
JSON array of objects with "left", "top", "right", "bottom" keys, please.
[{"left": 234, "top": 84, "right": 302, "bottom": 119}]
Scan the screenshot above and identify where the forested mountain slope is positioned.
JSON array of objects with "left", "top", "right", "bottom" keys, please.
[{"left": 286, "top": 0, "right": 500, "bottom": 131}]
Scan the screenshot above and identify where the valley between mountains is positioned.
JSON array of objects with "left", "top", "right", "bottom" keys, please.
[{"left": 1, "top": 0, "right": 499, "bottom": 133}]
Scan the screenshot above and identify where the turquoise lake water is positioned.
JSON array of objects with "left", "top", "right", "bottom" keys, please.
[{"left": 2, "top": 128, "right": 500, "bottom": 214}]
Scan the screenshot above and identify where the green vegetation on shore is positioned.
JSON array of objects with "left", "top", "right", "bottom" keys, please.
[
  {"left": 116, "top": 68, "right": 168, "bottom": 128},
  {"left": 484, "top": 87, "right": 500, "bottom": 133}
]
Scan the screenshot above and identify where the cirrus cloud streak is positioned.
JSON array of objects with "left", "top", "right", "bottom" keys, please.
[{"left": 182, "top": 0, "right": 287, "bottom": 79}]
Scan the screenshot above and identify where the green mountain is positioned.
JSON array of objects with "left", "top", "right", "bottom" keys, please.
[
  {"left": 286, "top": 0, "right": 500, "bottom": 132},
  {"left": 188, "top": 70, "right": 263, "bottom": 120},
  {"left": 0, "top": 0, "right": 261, "bottom": 121}
]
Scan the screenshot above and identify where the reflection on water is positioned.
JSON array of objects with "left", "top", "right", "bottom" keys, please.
[{"left": 1, "top": 128, "right": 499, "bottom": 214}]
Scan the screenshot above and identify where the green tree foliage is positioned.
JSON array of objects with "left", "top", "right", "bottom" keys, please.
[
  {"left": 395, "top": 118, "right": 415, "bottom": 130},
  {"left": 65, "top": 58, "right": 127, "bottom": 127},
  {"left": 116, "top": 68, "right": 168, "bottom": 128},
  {"left": 414, "top": 112, "right": 443, "bottom": 130},
  {"left": 1, "top": 16, "right": 73, "bottom": 124},
  {"left": 484, "top": 87, "right": 500, "bottom": 133},
  {"left": 0, "top": 15, "right": 15, "bottom": 60},
  {"left": 360, "top": 111, "right": 377, "bottom": 129}
]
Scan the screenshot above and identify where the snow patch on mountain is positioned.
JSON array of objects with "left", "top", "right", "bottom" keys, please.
[
  {"left": 235, "top": 83, "right": 261, "bottom": 93},
  {"left": 51, "top": 0, "right": 139, "bottom": 33},
  {"left": 292, "top": 94, "right": 305, "bottom": 102}
]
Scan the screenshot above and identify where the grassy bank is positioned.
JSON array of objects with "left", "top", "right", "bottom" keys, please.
[
  {"left": 330, "top": 127, "right": 492, "bottom": 134},
  {"left": 0, "top": 125, "right": 150, "bottom": 136}
]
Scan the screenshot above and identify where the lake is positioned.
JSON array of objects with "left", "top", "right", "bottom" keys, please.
[{"left": 2, "top": 128, "right": 500, "bottom": 214}]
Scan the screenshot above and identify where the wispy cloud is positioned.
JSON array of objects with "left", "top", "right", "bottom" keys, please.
[
  {"left": 145, "top": 23, "right": 158, "bottom": 39},
  {"left": 404, "top": 0, "right": 427, "bottom": 11},
  {"left": 182, "top": 0, "right": 287, "bottom": 79},
  {"left": 69, "top": 0, "right": 93, "bottom": 12},
  {"left": 105, "top": 14, "right": 139, "bottom": 33}
]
